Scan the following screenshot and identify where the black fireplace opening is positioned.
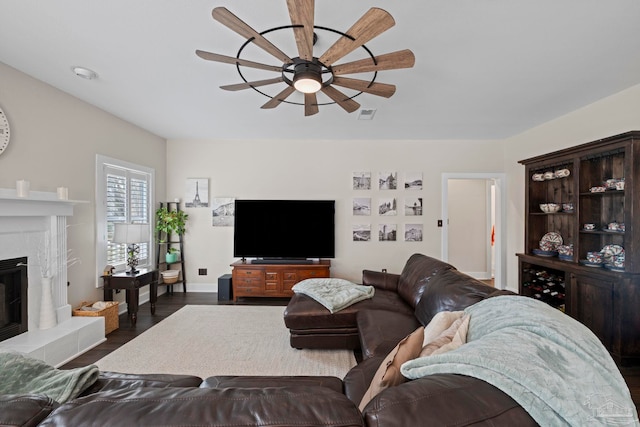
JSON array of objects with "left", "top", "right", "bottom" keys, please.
[{"left": 0, "top": 257, "right": 28, "bottom": 342}]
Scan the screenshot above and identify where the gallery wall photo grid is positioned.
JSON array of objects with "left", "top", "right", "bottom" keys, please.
[
  {"left": 351, "top": 171, "right": 424, "bottom": 242},
  {"left": 185, "top": 178, "right": 209, "bottom": 208}
]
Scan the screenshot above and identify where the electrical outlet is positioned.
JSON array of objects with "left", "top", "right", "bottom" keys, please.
[
  {"left": 198, "top": 268, "right": 207, "bottom": 276},
  {"left": 382, "top": 268, "right": 387, "bottom": 273},
  {"left": 437, "top": 220, "right": 443, "bottom": 227}
]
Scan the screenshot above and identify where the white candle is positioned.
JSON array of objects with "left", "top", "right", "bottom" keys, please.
[
  {"left": 57, "top": 187, "right": 69, "bottom": 200},
  {"left": 16, "top": 180, "right": 30, "bottom": 197}
]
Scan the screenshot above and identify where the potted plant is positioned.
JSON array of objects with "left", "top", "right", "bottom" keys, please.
[
  {"left": 166, "top": 247, "right": 179, "bottom": 264},
  {"left": 155, "top": 207, "right": 188, "bottom": 243}
]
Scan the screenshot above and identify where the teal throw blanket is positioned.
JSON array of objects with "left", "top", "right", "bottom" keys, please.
[
  {"left": 0, "top": 350, "right": 99, "bottom": 403},
  {"left": 292, "top": 278, "right": 375, "bottom": 313},
  {"left": 401, "top": 296, "right": 639, "bottom": 426}
]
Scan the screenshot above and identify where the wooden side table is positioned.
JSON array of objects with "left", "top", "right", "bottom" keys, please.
[{"left": 102, "top": 268, "right": 159, "bottom": 325}]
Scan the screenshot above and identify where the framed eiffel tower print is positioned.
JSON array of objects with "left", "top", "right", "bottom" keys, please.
[{"left": 185, "top": 178, "right": 209, "bottom": 208}]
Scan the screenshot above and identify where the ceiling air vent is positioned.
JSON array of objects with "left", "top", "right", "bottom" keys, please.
[{"left": 358, "top": 108, "right": 377, "bottom": 120}]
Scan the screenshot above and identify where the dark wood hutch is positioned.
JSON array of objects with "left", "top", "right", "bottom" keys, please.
[{"left": 517, "top": 131, "right": 640, "bottom": 366}]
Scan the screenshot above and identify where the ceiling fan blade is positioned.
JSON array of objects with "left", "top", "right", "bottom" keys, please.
[
  {"left": 304, "top": 92, "right": 319, "bottom": 116},
  {"left": 196, "top": 50, "right": 283, "bottom": 72},
  {"left": 261, "top": 86, "right": 297, "bottom": 109},
  {"left": 287, "top": 0, "right": 315, "bottom": 61},
  {"left": 332, "top": 76, "right": 396, "bottom": 98},
  {"left": 212, "top": 7, "right": 292, "bottom": 63},
  {"left": 332, "top": 49, "right": 415, "bottom": 75},
  {"left": 321, "top": 85, "right": 360, "bottom": 113},
  {"left": 220, "top": 77, "right": 284, "bottom": 91},
  {"left": 319, "top": 8, "right": 395, "bottom": 66}
]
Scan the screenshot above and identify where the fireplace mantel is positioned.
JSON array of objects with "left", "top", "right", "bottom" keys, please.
[{"left": 0, "top": 188, "right": 86, "bottom": 217}]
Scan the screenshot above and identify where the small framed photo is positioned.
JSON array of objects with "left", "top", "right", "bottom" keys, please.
[
  {"left": 404, "top": 197, "right": 423, "bottom": 216},
  {"left": 353, "top": 224, "right": 371, "bottom": 241},
  {"left": 353, "top": 172, "right": 371, "bottom": 190},
  {"left": 379, "top": 224, "right": 397, "bottom": 241},
  {"left": 404, "top": 172, "right": 423, "bottom": 190},
  {"left": 212, "top": 197, "right": 234, "bottom": 226},
  {"left": 378, "top": 198, "right": 397, "bottom": 216},
  {"left": 353, "top": 198, "right": 371, "bottom": 216},
  {"left": 379, "top": 172, "right": 398, "bottom": 190},
  {"left": 405, "top": 224, "right": 423, "bottom": 241},
  {"left": 185, "top": 178, "right": 209, "bottom": 208}
]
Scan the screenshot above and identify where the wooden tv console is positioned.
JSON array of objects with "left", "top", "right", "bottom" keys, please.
[{"left": 230, "top": 260, "right": 331, "bottom": 301}]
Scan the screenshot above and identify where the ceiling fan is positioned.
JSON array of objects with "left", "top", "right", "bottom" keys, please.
[{"left": 196, "top": 1, "right": 415, "bottom": 116}]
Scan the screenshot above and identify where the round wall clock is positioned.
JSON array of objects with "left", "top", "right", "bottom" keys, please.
[{"left": 0, "top": 107, "right": 10, "bottom": 156}]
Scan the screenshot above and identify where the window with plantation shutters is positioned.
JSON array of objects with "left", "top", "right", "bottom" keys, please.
[{"left": 96, "top": 155, "right": 155, "bottom": 282}]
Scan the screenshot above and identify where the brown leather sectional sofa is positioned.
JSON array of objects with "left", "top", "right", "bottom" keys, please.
[{"left": 2, "top": 253, "right": 538, "bottom": 426}]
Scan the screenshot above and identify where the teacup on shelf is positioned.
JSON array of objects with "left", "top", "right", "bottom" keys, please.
[
  {"left": 557, "top": 244, "right": 574, "bottom": 256},
  {"left": 562, "top": 203, "right": 574, "bottom": 212},
  {"left": 608, "top": 222, "right": 620, "bottom": 231},
  {"left": 616, "top": 179, "right": 625, "bottom": 190},
  {"left": 613, "top": 254, "right": 625, "bottom": 268},
  {"left": 605, "top": 178, "right": 618, "bottom": 189},
  {"left": 586, "top": 252, "right": 603, "bottom": 264},
  {"left": 583, "top": 223, "right": 596, "bottom": 230}
]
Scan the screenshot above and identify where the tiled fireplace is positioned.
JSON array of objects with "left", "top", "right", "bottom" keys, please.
[{"left": 0, "top": 188, "right": 105, "bottom": 366}]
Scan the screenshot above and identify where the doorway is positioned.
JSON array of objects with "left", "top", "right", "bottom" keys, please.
[{"left": 441, "top": 173, "right": 506, "bottom": 289}]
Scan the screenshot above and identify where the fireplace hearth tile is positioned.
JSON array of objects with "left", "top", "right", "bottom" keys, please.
[{"left": 0, "top": 316, "right": 105, "bottom": 367}]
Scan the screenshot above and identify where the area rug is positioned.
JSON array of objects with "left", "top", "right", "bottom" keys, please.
[{"left": 94, "top": 305, "right": 357, "bottom": 379}]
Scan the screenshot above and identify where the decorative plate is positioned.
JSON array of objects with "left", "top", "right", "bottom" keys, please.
[
  {"left": 580, "top": 259, "right": 603, "bottom": 268},
  {"left": 533, "top": 249, "right": 558, "bottom": 257},
  {"left": 603, "top": 264, "right": 625, "bottom": 272},
  {"left": 602, "top": 228, "right": 624, "bottom": 233},
  {"left": 600, "top": 244, "right": 624, "bottom": 264},
  {"left": 540, "top": 232, "right": 563, "bottom": 248}
]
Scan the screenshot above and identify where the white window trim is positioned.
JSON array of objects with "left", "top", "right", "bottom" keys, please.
[{"left": 95, "top": 154, "right": 155, "bottom": 287}]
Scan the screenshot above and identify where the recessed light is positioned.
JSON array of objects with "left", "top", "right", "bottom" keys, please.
[{"left": 71, "top": 66, "right": 98, "bottom": 80}]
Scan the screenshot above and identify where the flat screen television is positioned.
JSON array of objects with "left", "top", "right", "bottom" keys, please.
[{"left": 233, "top": 199, "right": 335, "bottom": 263}]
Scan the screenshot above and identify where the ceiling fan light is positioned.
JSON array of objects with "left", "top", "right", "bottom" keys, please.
[
  {"left": 293, "top": 62, "right": 322, "bottom": 93},
  {"left": 294, "top": 75, "right": 322, "bottom": 93}
]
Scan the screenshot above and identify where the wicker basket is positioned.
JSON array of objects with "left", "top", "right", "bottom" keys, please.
[
  {"left": 73, "top": 301, "right": 119, "bottom": 335},
  {"left": 161, "top": 270, "right": 180, "bottom": 284}
]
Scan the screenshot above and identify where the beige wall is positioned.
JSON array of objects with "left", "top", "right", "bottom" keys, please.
[
  {"left": 166, "top": 139, "right": 505, "bottom": 287},
  {"left": 0, "top": 62, "right": 167, "bottom": 308},
  {"left": 4, "top": 60, "right": 639, "bottom": 299},
  {"left": 503, "top": 82, "right": 640, "bottom": 289}
]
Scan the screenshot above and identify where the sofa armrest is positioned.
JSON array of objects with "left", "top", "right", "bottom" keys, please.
[
  {"left": 42, "top": 387, "right": 364, "bottom": 427},
  {"left": 362, "top": 270, "right": 399, "bottom": 292},
  {"left": 343, "top": 356, "right": 384, "bottom": 405},
  {"left": 0, "top": 394, "right": 57, "bottom": 427},
  {"left": 362, "top": 374, "right": 537, "bottom": 427},
  {"left": 79, "top": 371, "right": 203, "bottom": 396}
]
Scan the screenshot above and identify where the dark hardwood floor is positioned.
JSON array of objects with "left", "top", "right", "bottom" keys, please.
[{"left": 61, "top": 292, "right": 639, "bottom": 410}]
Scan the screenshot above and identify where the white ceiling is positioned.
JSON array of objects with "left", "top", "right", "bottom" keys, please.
[{"left": 1, "top": 0, "right": 639, "bottom": 141}]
